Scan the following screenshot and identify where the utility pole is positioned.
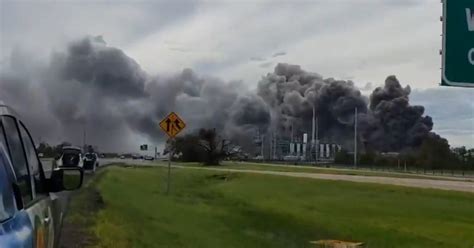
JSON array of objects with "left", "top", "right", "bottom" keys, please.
[
  {"left": 83, "top": 121, "right": 87, "bottom": 151},
  {"left": 315, "top": 117, "right": 318, "bottom": 164},
  {"left": 270, "top": 131, "right": 275, "bottom": 160},
  {"left": 354, "top": 107, "right": 358, "bottom": 169},
  {"left": 312, "top": 106, "right": 315, "bottom": 163},
  {"left": 273, "top": 131, "right": 277, "bottom": 160}
]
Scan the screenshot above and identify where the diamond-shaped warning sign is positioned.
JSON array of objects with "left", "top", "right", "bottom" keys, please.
[{"left": 159, "top": 112, "right": 186, "bottom": 138}]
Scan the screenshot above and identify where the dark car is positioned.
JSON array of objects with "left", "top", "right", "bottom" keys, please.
[
  {"left": 0, "top": 103, "right": 84, "bottom": 247},
  {"left": 83, "top": 153, "right": 99, "bottom": 172}
]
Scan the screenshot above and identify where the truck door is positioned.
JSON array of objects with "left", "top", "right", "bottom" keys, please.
[
  {"left": 1, "top": 116, "right": 53, "bottom": 248},
  {"left": 18, "top": 121, "right": 55, "bottom": 248},
  {"left": 0, "top": 121, "right": 34, "bottom": 248}
]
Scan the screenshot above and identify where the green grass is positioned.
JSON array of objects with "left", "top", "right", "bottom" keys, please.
[
  {"left": 161, "top": 161, "right": 473, "bottom": 182},
  {"left": 72, "top": 166, "right": 474, "bottom": 248}
]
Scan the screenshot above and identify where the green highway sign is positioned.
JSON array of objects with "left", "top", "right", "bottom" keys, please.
[{"left": 442, "top": 0, "right": 474, "bottom": 87}]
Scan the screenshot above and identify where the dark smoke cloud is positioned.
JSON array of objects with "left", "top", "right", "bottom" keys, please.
[
  {"left": 58, "top": 36, "right": 147, "bottom": 99},
  {"left": 257, "top": 63, "right": 435, "bottom": 152},
  {"left": 360, "top": 76, "right": 434, "bottom": 151},
  {"left": 257, "top": 63, "right": 368, "bottom": 146},
  {"left": 0, "top": 36, "right": 270, "bottom": 152},
  {"left": 0, "top": 36, "right": 441, "bottom": 153}
]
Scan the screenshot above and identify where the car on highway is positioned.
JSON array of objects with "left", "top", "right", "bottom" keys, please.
[
  {"left": 83, "top": 152, "right": 99, "bottom": 172},
  {"left": 144, "top": 155, "right": 154, "bottom": 161},
  {"left": 53, "top": 146, "right": 83, "bottom": 169},
  {"left": 0, "top": 103, "right": 84, "bottom": 248}
]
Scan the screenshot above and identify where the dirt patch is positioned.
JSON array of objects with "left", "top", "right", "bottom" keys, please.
[
  {"left": 59, "top": 172, "right": 106, "bottom": 248},
  {"left": 206, "top": 173, "right": 238, "bottom": 181},
  {"left": 310, "top": 240, "right": 364, "bottom": 248}
]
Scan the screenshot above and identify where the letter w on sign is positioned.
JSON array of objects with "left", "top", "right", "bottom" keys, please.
[{"left": 467, "top": 8, "right": 474, "bottom": 31}]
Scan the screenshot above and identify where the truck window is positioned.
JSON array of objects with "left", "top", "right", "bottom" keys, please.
[
  {"left": 19, "top": 122, "right": 47, "bottom": 198},
  {"left": 0, "top": 120, "right": 16, "bottom": 222},
  {"left": 1, "top": 116, "right": 33, "bottom": 206}
]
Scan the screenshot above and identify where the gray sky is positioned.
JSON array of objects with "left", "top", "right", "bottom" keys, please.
[{"left": 1, "top": 0, "right": 473, "bottom": 148}]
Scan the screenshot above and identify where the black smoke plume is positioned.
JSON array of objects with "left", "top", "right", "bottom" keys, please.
[
  {"left": 257, "top": 63, "right": 435, "bottom": 152},
  {"left": 0, "top": 36, "right": 440, "bottom": 153},
  {"left": 0, "top": 36, "right": 270, "bottom": 152}
]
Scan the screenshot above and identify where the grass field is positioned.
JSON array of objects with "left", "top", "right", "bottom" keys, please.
[{"left": 68, "top": 166, "right": 474, "bottom": 248}]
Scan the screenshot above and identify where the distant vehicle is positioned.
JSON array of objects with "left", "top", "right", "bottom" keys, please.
[
  {"left": 0, "top": 103, "right": 84, "bottom": 247},
  {"left": 120, "top": 155, "right": 126, "bottom": 159},
  {"left": 54, "top": 146, "right": 83, "bottom": 169},
  {"left": 131, "top": 154, "right": 139, "bottom": 159},
  {"left": 83, "top": 152, "right": 99, "bottom": 172},
  {"left": 254, "top": 155, "right": 264, "bottom": 160},
  {"left": 283, "top": 155, "right": 300, "bottom": 161},
  {"left": 144, "top": 155, "right": 154, "bottom": 161}
]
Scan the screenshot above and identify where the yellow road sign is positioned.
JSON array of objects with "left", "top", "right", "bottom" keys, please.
[{"left": 159, "top": 112, "right": 186, "bottom": 138}]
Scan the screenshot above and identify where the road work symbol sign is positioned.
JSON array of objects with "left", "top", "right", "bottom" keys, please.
[
  {"left": 159, "top": 112, "right": 186, "bottom": 138},
  {"left": 442, "top": 0, "right": 474, "bottom": 87}
]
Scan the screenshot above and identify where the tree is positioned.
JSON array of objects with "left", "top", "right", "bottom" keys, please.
[
  {"left": 198, "top": 128, "right": 232, "bottom": 165},
  {"left": 359, "top": 151, "right": 376, "bottom": 166},
  {"left": 416, "top": 134, "right": 456, "bottom": 169},
  {"left": 171, "top": 134, "right": 206, "bottom": 162},
  {"left": 167, "top": 128, "right": 238, "bottom": 165},
  {"left": 36, "top": 142, "right": 55, "bottom": 158},
  {"left": 334, "top": 149, "right": 352, "bottom": 164}
]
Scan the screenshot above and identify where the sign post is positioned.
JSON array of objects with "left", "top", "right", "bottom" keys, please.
[
  {"left": 159, "top": 112, "right": 186, "bottom": 194},
  {"left": 167, "top": 142, "right": 172, "bottom": 194},
  {"left": 442, "top": 0, "right": 474, "bottom": 87}
]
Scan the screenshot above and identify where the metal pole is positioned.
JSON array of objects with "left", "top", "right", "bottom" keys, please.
[
  {"left": 166, "top": 139, "right": 172, "bottom": 195},
  {"left": 315, "top": 117, "right": 318, "bottom": 164},
  {"left": 312, "top": 106, "right": 315, "bottom": 163},
  {"left": 273, "top": 131, "right": 277, "bottom": 160},
  {"left": 269, "top": 132, "right": 273, "bottom": 160},
  {"left": 83, "top": 121, "right": 86, "bottom": 151},
  {"left": 354, "top": 107, "right": 358, "bottom": 169}
]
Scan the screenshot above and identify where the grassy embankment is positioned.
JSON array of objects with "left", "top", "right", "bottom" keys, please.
[{"left": 66, "top": 165, "right": 474, "bottom": 248}]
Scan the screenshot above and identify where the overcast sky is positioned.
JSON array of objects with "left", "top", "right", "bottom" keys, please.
[{"left": 1, "top": 0, "right": 473, "bottom": 147}]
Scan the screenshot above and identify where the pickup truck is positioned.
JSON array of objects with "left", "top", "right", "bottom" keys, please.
[{"left": 0, "top": 103, "right": 84, "bottom": 248}]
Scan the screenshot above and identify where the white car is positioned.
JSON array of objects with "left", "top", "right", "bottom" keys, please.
[{"left": 54, "top": 146, "right": 84, "bottom": 169}]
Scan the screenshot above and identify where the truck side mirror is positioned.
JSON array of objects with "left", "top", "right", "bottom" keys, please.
[{"left": 49, "top": 167, "right": 84, "bottom": 192}]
